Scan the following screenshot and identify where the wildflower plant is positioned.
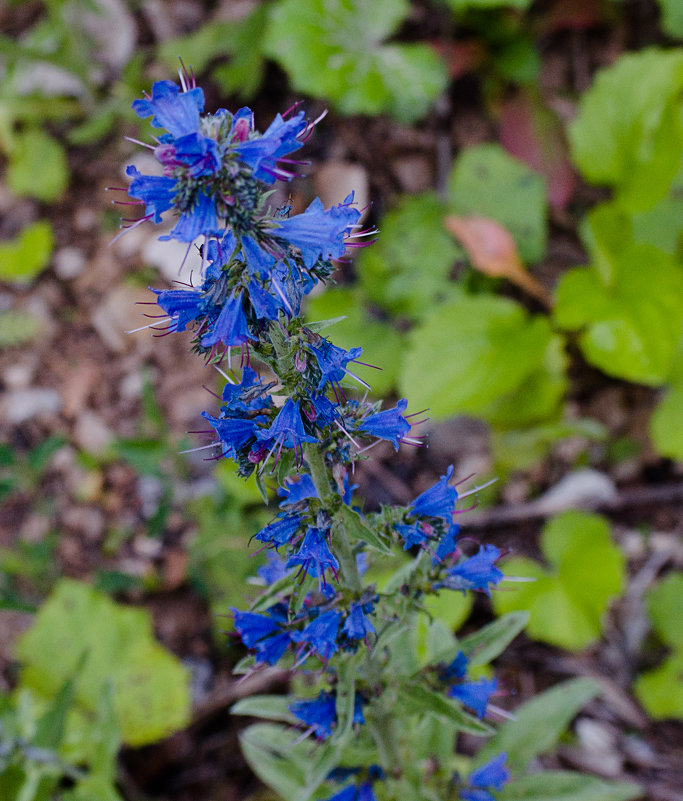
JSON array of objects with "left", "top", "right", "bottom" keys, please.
[{"left": 119, "top": 65, "right": 521, "bottom": 801}]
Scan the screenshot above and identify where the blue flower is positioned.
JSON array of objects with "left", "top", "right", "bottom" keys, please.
[
  {"left": 289, "top": 691, "right": 337, "bottom": 739},
  {"left": 324, "top": 784, "right": 378, "bottom": 801},
  {"left": 257, "top": 552, "right": 292, "bottom": 584},
  {"left": 221, "top": 367, "right": 273, "bottom": 415},
  {"left": 449, "top": 679, "right": 497, "bottom": 719},
  {"left": 125, "top": 165, "right": 176, "bottom": 223},
  {"left": 132, "top": 80, "right": 204, "bottom": 138},
  {"left": 278, "top": 473, "right": 318, "bottom": 507},
  {"left": 201, "top": 413, "right": 263, "bottom": 461},
  {"left": 172, "top": 131, "right": 221, "bottom": 178},
  {"left": 306, "top": 393, "right": 340, "bottom": 427},
  {"left": 153, "top": 287, "right": 205, "bottom": 332},
  {"left": 410, "top": 465, "right": 457, "bottom": 520},
  {"left": 162, "top": 188, "right": 224, "bottom": 243},
  {"left": 256, "top": 399, "right": 318, "bottom": 463},
  {"left": 231, "top": 606, "right": 291, "bottom": 665},
  {"left": 201, "top": 291, "right": 254, "bottom": 348},
  {"left": 356, "top": 399, "right": 411, "bottom": 451},
  {"left": 460, "top": 754, "right": 509, "bottom": 801},
  {"left": 441, "top": 651, "right": 469, "bottom": 681},
  {"left": 286, "top": 527, "right": 339, "bottom": 587},
  {"left": 310, "top": 340, "right": 363, "bottom": 391},
  {"left": 235, "top": 110, "right": 308, "bottom": 183},
  {"left": 341, "top": 602, "right": 375, "bottom": 641},
  {"left": 433, "top": 522, "right": 461, "bottom": 564},
  {"left": 290, "top": 608, "right": 342, "bottom": 660},
  {"left": 395, "top": 521, "right": 432, "bottom": 550},
  {"left": 254, "top": 513, "right": 304, "bottom": 548},
  {"left": 271, "top": 195, "right": 361, "bottom": 267},
  {"left": 441, "top": 545, "right": 504, "bottom": 596}
]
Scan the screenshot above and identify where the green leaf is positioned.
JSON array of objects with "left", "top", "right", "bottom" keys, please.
[
  {"left": 264, "top": 0, "right": 448, "bottom": 123},
  {"left": 658, "top": 0, "right": 683, "bottom": 38},
  {"left": 646, "top": 572, "right": 683, "bottom": 649},
  {"left": 34, "top": 676, "right": 76, "bottom": 750},
  {"left": 238, "top": 723, "right": 309, "bottom": 801},
  {"left": 568, "top": 48, "right": 683, "bottom": 212},
  {"left": 231, "top": 695, "right": 298, "bottom": 724},
  {"left": 8, "top": 128, "right": 69, "bottom": 203},
  {"left": 357, "top": 193, "right": 461, "bottom": 319},
  {"left": 460, "top": 612, "right": 529, "bottom": 667},
  {"left": 554, "top": 245, "right": 683, "bottom": 386},
  {"left": 631, "top": 158, "right": 683, "bottom": 256},
  {"left": 446, "top": 0, "right": 532, "bottom": 10},
  {"left": 0, "top": 310, "right": 43, "bottom": 348},
  {"left": 158, "top": 21, "right": 237, "bottom": 72},
  {"left": 399, "top": 685, "right": 493, "bottom": 735},
  {"left": 493, "top": 511, "right": 626, "bottom": 650},
  {"left": 335, "top": 505, "right": 393, "bottom": 556},
  {"left": 500, "top": 771, "right": 641, "bottom": 801},
  {"left": 211, "top": 5, "right": 270, "bottom": 99},
  {"left": 16, "top": 579, "right": 191, "bottom": 747},
  {"left": 493, "top": 418, "right": 606, "bottom": 472},
  {"left": 306, "top": 288, "right": 404, "bottom": 396},
  {"left": 400, "top": 291, "right": 561, "bottom": 422},
  {"left": 0, "top": 221, "right": 54, "bottom": 284},
  {"left": 476, "top": 677, "right": 603, "bottom": 773},
  {"left": 448, "top": 143, "right": 547, "bottom": 263},
  {"left": 634, "top": 651, "right": 683, "bottom": 720},
  {"left": 650, "top": 338, "right": 683, "bottom": 459}
]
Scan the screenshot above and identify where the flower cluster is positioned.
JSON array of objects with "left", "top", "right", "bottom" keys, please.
[{"left": 123, "top": 74, "right": 511, "bottom": 801}]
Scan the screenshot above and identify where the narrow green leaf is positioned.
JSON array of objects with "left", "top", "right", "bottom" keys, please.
[
  {"left": 239, "top": 723, "right": 308, "bottom": 801},
  {"left": 336, "top": 505, "right": 393, "bottom": 556},
  {"left": 475, "top": 678, "right": 603, "bottom": 773},
  {"left": 231, "top": 695, "right": 297, "bottom": 724},
  {"left": 460, "top": 612, "right": 529, "bottom": 667},
  {"left": 500, "top": 771, "right": 641, "bottom": 801},
  {"left": 399, "top": 685, "right": 493, "bottom": 735}
]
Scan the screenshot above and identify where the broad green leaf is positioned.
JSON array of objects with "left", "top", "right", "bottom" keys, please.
[
  {"left": 493, "top": 512, "right": 626, "bottom": 650},
  {"left": 554, "top": 245, "right": 683, "bottom": 386},
  {"left": 264, "top": 0, "right": 448, "bottom": 123},
  {"left": 335, "top": 505, "right": 393, "bottom": 556},
  {"left": 500, "top": 771, "right": 641, "bottom": 801},
  {"left": 493, "top": 418, "right": 606, "bottom": 472},
  {"left": 16, "top": 579, "right": 190, "bottom": 747},
  {"left": 399, "top": 685, "right": 493, "bottom": 735},
  {"left": 238, "top": 723, "right": 311, "bottom": 801},
  {"left": 446, "top": 0, "right": 532, "bottom": 10},
  {"left": 650, "top": 337, "right": 683, "bottom": 459},
  {"left": 631, "top": 158, "right": 683, "bottom": 256},
  {"left": 306, "top": 288, "right": 403, "bottom": 396},
  {"left": 0, "top": 309, "right": 43, "bottom": 348},
  {"left": 357, "top": 193, "right": 461, "bottom": 319},
  {"left": 401, "top": 291, "right": 559, "bottom": 422},
  {"left": 658, "top": 0, "right": 683, "bottom": 38},
  {"left": 158, "top": 21, "right": 236, "bottom": 72},
  {"left": 646, "top": 572, "right": 683, "bottom": 649},
  {"left": 8, "top": 128, "right": 69, "bottom": 203},
  {"left": 0, "top": 221, "right": 54, "bottom": 284},
  {"left": 569, "top": 49, "right": 683, "bottom": 211},
  {"left": 460, "top": 612, "right": 529, "bottom": 667},
  {"left": 211, "top": 5, "right": 270, "bottom": 99},
  {"left": 231, "top": 695, "right": 298, "bottom": 724},
  {"left": 634, "top": 651, "right": 683, "bottom": 720},
  {"left": 476, "top": 677, "right": 603, "bottom": 773},
  {"left": 448, "top": 143, "right": 547, "bottom": 263}
]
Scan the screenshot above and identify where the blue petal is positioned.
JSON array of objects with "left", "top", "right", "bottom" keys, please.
[{"left": 132, "top": 80, "right": 204, "bottom": 138}]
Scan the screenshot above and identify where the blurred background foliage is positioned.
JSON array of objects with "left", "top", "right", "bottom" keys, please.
[{"left": 1, "top": 0, "right": 682, "bottom": 799}]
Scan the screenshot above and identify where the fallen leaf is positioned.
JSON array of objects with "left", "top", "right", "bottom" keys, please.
[
  {"left": 445, "top": 214, "right": 552, "bottom": 306},
  {"left": 499, "top": 88, "right": 577, "bottom": 210}
]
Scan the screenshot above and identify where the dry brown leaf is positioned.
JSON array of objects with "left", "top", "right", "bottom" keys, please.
[{"left": 445, "top": 214, "right": 552, "bottom": 307}]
